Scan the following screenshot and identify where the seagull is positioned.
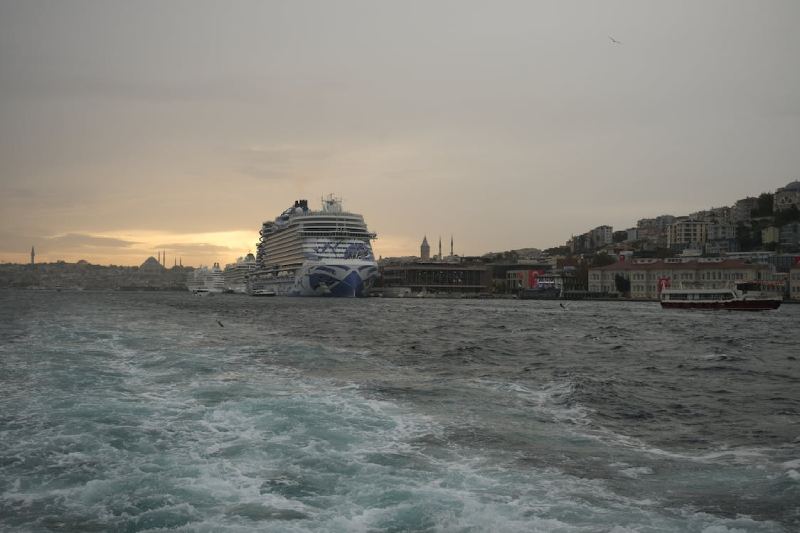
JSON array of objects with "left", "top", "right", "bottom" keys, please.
[
  {"left": 609, "top": 36, "right": 622, "bottom": 45},
  {"left": 217, "top": 320, "right": 224, "bottom": 328}
]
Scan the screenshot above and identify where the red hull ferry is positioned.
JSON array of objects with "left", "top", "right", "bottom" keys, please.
[{"left": 660, "top": 282, "right": 782, "bottom": 311}]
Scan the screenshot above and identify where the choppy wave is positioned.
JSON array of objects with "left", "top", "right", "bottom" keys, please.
[{"left": 1, "top": 291, "right": 798, "bottom": 531}]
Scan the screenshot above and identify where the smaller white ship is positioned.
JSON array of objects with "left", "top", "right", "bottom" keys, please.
[
  {"left": 186, "top": 263, "right": 225, "bottom": 294},
  {"left": 223, "top": 254, "right": 256, "bottom": 294}
]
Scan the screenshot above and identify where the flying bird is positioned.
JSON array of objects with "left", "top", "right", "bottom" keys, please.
[
  {"left": 609, "top": 36, "right": 622, "bottom": 45},
  {"left": 217, "top": 320, "right": 224, "bottom": 328}
]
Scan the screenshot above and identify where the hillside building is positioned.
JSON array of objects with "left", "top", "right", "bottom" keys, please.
[{"left": 774, "top": 180, "right": 800, "bottom": 212}]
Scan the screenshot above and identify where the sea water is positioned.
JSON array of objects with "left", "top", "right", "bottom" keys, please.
[{"left": 1, "top": 290, "right": 798, "bottom": 532}]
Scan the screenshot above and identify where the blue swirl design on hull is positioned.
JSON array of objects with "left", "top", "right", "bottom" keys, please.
[{"left": 304, "top": 263, "right": 376, "bottom": 297}]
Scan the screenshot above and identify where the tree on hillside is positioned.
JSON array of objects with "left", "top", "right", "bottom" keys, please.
[
  {"left": 614, "top": 274, "right": 631, "bottom": 296},
  {"left": 590, "top": 252, "right": 616, "bottom": 268},
  {"left": 751, "top": 192, "right": 774, "bottom": 217},
  {"left": 543, "top": 245, "right": 571, "bottom": 256},
  {"left": 775, "top": 205, "right": 800, "bottom": 226}
]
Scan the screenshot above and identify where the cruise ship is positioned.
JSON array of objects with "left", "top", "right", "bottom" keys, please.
[
  {"left": 186, "top": 263, "right": 225, "bottom": 294},
  {"left": 223, "top": 254, "right": 256, "bottom": 294},
  {"left": 247, "top": 195, "right": 379, "bottom": 297}
]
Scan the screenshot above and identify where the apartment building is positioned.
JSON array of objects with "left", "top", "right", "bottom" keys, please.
[{"left": 667, "top": 218, "right": 708, "bottom": 249}]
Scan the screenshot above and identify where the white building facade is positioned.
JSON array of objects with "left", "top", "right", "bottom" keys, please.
[{"left": 589, "top": 259, "right": 769, "bottom": 300}]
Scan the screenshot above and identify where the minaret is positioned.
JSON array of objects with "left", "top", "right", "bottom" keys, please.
[
  {"left": 30, "top": 246, "right": 35, "bottom": 265},
  {"left": 450, "top": 235, "right": 453, "bottom": 257},
  {"left": 420, "top": 236, "right": 430, "bottom": 261},
  {"left": 438, "top": 236, "right": 442, "bottom": 260}
]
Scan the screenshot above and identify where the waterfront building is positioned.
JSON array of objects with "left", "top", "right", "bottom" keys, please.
[
  {"left": 790, "top": 264, "right": 800, "bottom": 300},
  {"left": 588, "top": 258, "right": 770, "bottom": 300},
  {"left": 380, "top": 262, "right": 491, "bottom": 295},
  {"left": 506, "top": 269, "right": 546, "bottom": 291},
  {"left": 774, "top": 180, "right": 800, "bottom": 212}
]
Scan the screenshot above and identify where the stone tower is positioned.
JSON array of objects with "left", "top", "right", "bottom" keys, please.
[{"left": 420, "top": 236, "right": 430, "bottom": 261}]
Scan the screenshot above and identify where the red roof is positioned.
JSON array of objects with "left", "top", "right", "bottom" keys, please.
[{"left": 593, "top": 259, "right": 767, "bottom": 271}]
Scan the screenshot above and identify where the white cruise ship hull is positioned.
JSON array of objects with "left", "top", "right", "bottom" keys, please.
[{"left": 251, "top": 259, "right": 378, "bottom": 297}]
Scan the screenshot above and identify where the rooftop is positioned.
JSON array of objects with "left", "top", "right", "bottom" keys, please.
[{"left": 593, "top": 259, "right": 768, "bottom": 271}]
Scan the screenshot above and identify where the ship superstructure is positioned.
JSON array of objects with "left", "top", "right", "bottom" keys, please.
[
  {"left": 223, "top": 253, "right": 256, "bottom": 294},
  {"left": 248, "top": 195, "right": 378, "bottom": 296}
]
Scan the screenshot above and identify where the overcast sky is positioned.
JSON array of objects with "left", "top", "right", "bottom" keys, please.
[{"left": 1, "top": 0, "right": 799, "bottom": 266}]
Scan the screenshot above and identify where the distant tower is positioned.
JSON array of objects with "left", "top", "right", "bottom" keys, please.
[
  {"left": 30, "top": 246, "right": 35, "bottom": 265},
  {"left": 420, "top": 236, "right": 430, "bottom": 261},
  {"left": 438, "top": 236, "right": 442, "bottom": 260},
  {"left": 450, "top": 235, "right": 453, "bottom": 257}
]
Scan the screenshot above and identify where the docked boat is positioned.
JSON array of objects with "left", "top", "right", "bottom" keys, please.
[
  {"left": 247, "top": 195, "right": 379, "bottom": 297},
  {"left": 223, "top": 254, "right": 256, "bottom": 294},
  {"left": 186, "top": 263, "right": 225, "bottom": 294},
  {"left": 518, "top": 286, "right": 561, "bottom": 300},
  {"left": 660, "top": 282, "right": 781, "bottom": 310},
  {"left": 251, "top": 289, "right": 277, "bottom": 297}
]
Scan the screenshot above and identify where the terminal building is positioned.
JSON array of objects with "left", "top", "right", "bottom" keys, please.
[
  {"left": 380, "top": 262, "right": 491, "bottom": 295},
  {"left": 377, "top": 235, "right": 491, "bottom": 295}
]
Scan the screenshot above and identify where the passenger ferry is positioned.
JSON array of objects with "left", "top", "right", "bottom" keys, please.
[
  {"left": 660, "top": 282, "right": 781, "bottom": 311},
  {"left": 247, "top": 195, "right": 379, "bottom": 297}
]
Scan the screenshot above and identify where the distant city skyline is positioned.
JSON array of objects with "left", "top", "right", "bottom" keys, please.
[{"left": 2, "top": 1, "right": 799, "bottom": 266}]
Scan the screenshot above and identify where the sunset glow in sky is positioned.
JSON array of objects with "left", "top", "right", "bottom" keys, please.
[{"left": 2, "top": 1, "right": 799, "bottom": 266}]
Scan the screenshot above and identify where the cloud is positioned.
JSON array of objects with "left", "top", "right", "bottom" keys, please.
[
  {"left": 236, "top": 145, "right": 332, "bottom": 181},
  {"left": 153, "top": 242, "right": 234, "bottom": 254},
  {"left": 44, "top": 233, "right": 139, "bottom": 248}
]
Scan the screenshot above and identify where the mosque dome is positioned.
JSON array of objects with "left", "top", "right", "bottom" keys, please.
[
  {"left": 781, "top": 180, "right": 800, "bottom": 192},
  {"left": 140, "top": 256, "right": 165, "bottom": 271}
]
